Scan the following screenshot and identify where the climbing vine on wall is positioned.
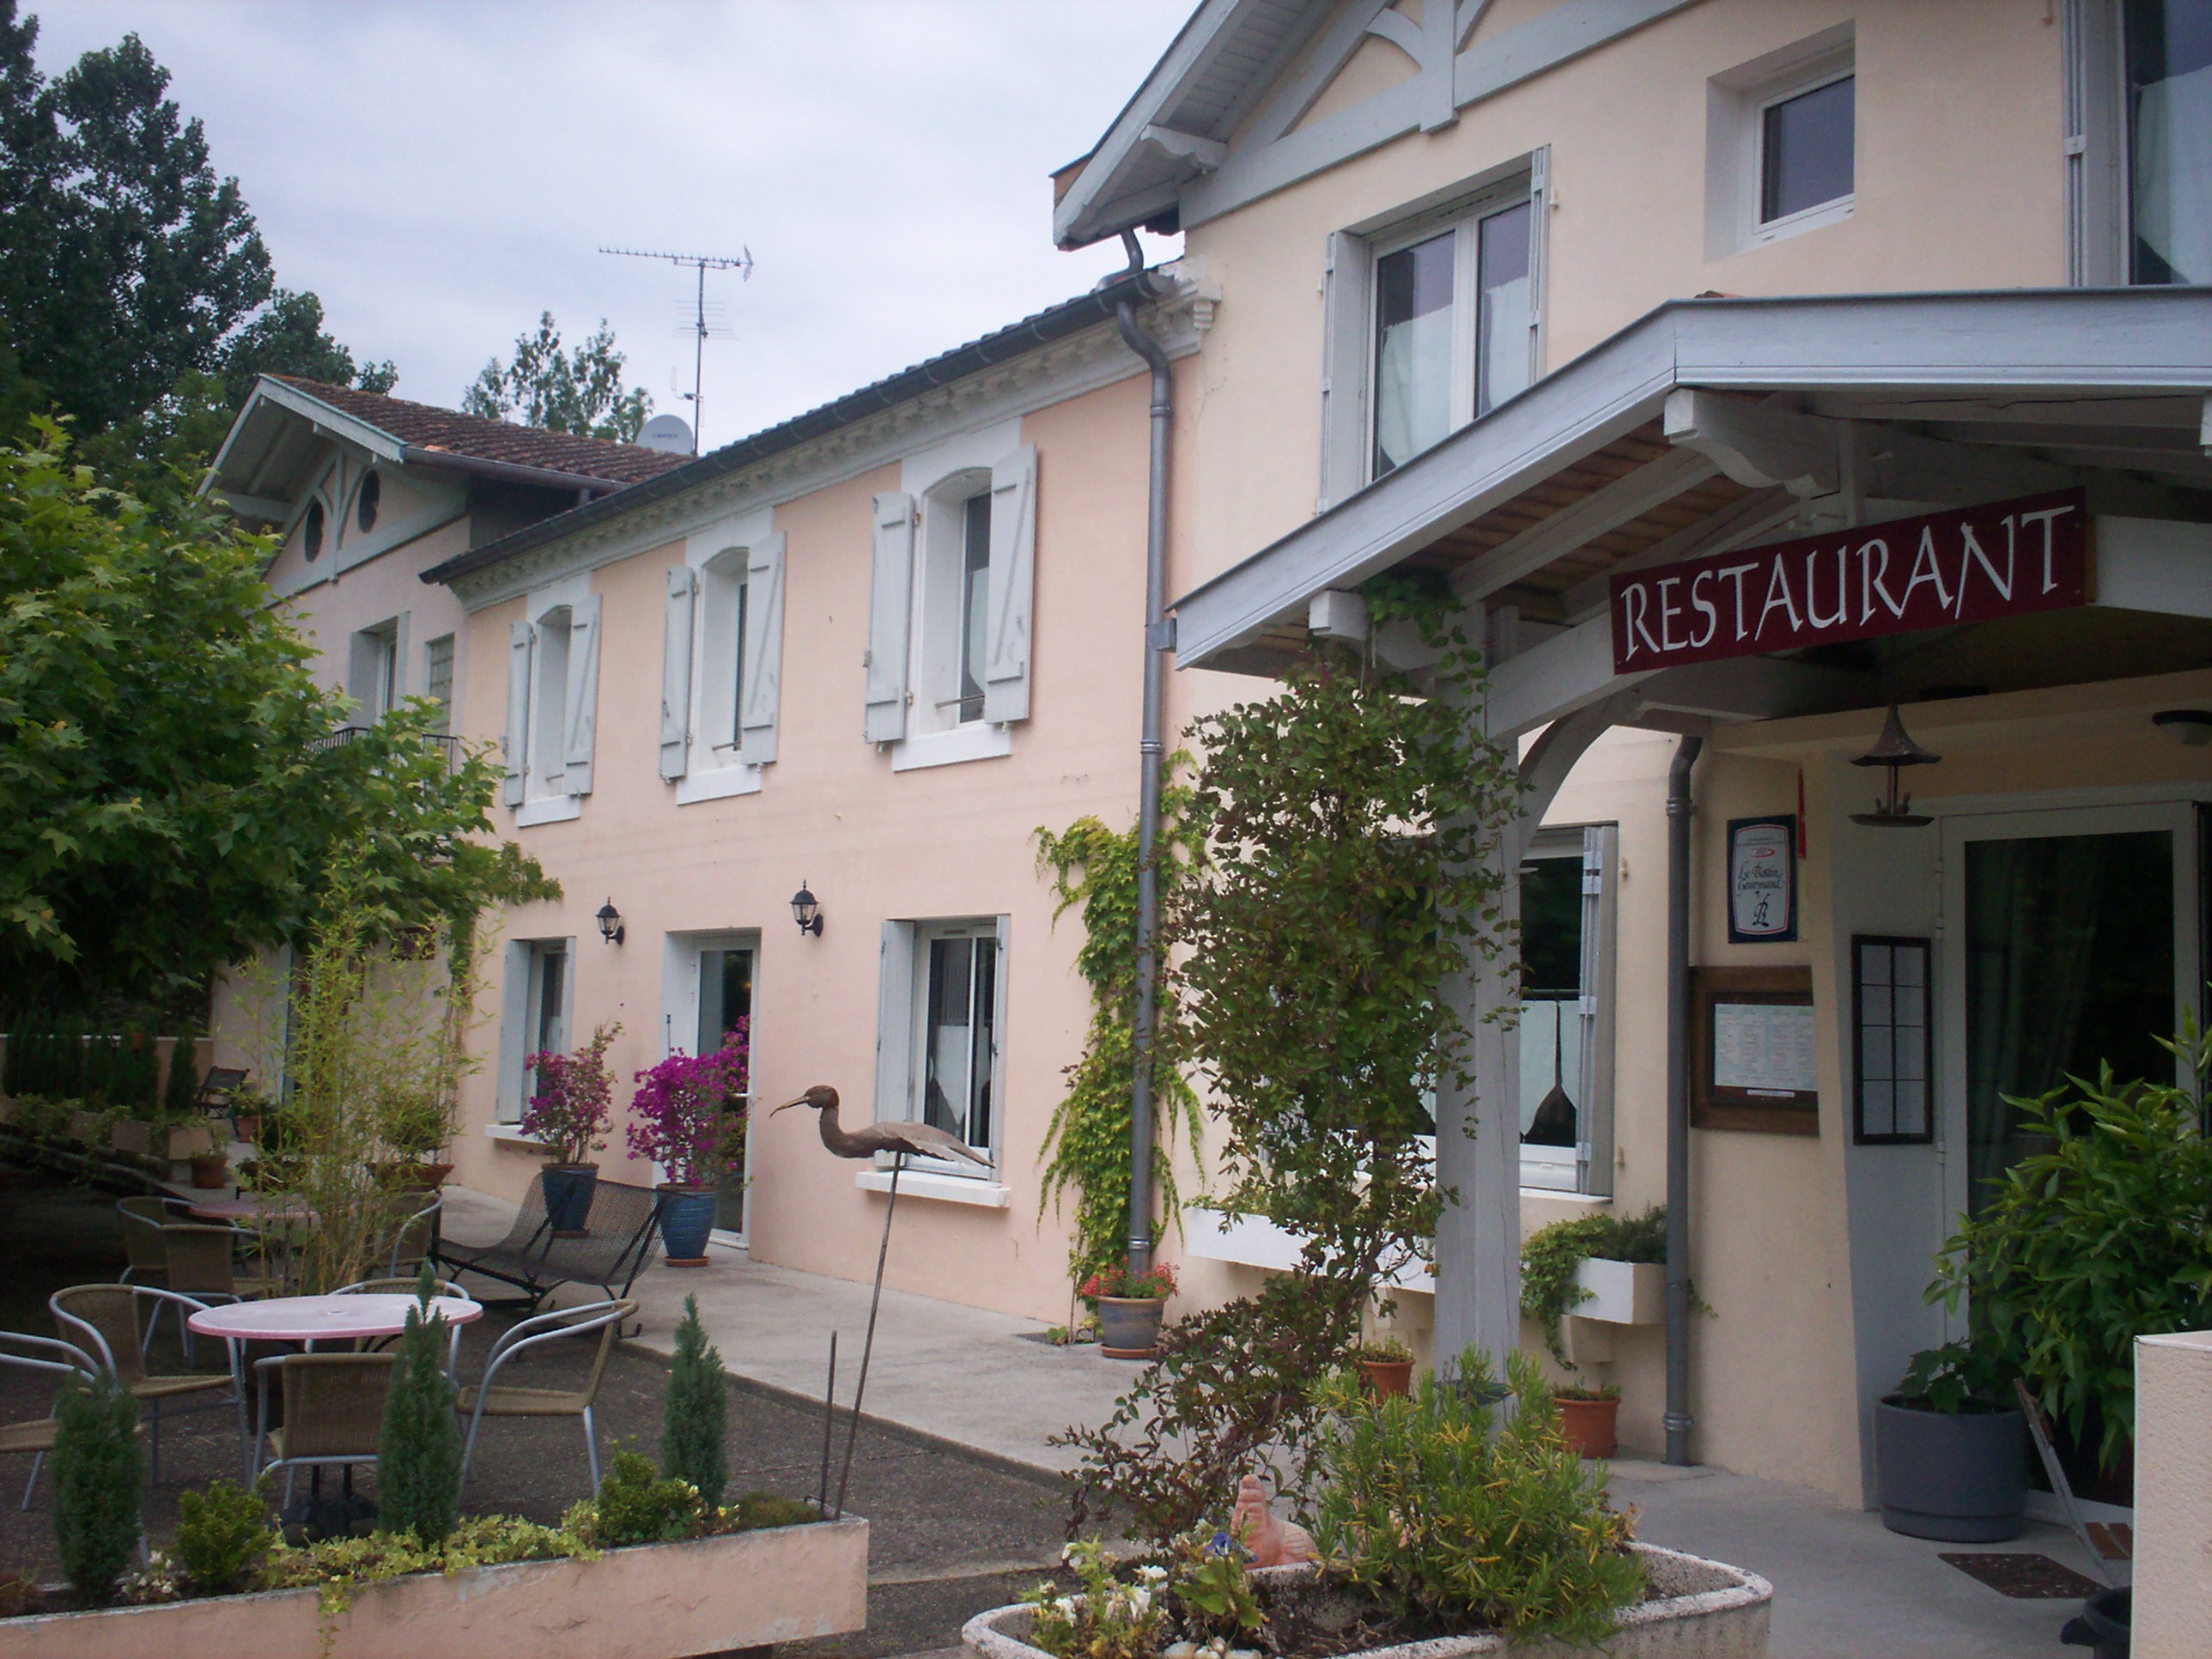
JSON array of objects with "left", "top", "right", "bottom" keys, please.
[{"left": 1035, "top": 765, "right": 1205, "bottom": 1288}]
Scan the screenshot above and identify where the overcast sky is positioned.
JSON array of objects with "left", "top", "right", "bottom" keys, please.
[{"left": 27, "top": 2, "right": 1190, "bottom": 453}]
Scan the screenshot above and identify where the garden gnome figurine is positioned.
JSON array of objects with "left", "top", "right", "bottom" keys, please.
[{"left": 1233, "top": 1474, "right": 1319, "bottom": 1566}]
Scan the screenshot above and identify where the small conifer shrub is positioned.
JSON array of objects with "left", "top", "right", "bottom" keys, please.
[
  {"left": 376, "top": 1265, "right": 462, "bottom": 1545},
  {"left": 662, "top": 1294, "right": 727, "bottom": 1507},
  {"left": 52, "top": 1371, "right": 142, "bottom": 1602}
]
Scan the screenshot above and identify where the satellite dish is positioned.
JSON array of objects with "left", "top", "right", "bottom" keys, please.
[{"left": 637, "top": 413, "right": 695, "bottom": 455}]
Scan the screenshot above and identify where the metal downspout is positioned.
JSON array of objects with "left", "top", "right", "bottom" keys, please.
[
  {"left": 1115, "top": 228, "right": 1171, "bottom": 1275},
  {"left": 1665, "top": 733, "right": 1703, "bottom": 1465}
]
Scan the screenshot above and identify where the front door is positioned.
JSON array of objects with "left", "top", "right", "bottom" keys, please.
[
  {"left": 691, "top": 940, "right": 755, "bottom": 1243},
  {"left": 1938, "top": 800, "right": 2203, "bottom": 1335}
]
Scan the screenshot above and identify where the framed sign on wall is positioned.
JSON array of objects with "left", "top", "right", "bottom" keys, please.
[
  {"left": 1726, "top": 816, "right": 1797, "bottom": 943},
  {"left": 1851, "top": 935, "right": 1934, "bottom": 1145},
  {"left": 1691, "top": 964, "right": 1817, "bottom": 1135}
]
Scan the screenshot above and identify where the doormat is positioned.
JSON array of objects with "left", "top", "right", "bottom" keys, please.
[{"left": 1938, "top": 1553, "right": 2102, "bottom": 1599}]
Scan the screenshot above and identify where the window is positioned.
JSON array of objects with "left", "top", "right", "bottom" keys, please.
[
  {"left": 1759, "top": 74, "right": 1854, "bottom": 225},
  {"left": 2124, "top": 0, "right": 2212, "bottom": 284},
  {"left": 696, "top": 942, "right": 755, "bottom": 1235},
  {"left": 503, "top": 580, "right": 601, "bottom": 820},
  {"left": 864, "top": 441, "right": 1038, "bottom": 759},
  {"left": 422, "top": 635, "right": 454, "bottom": 735},
  {"left": 498, "top": 937, "right": 574, "bottom": 1122},
  {"left": 872, "top": 916, "right": 1010, "bottom": 1173},
  {"left": 659, "top": 526, "right": 785, "bottom": 794},
  {"left": 356, "top": 469, "right": 382, "bottom": 533},
  {"left": 302, "top": 500, "right": 325, "bottom": 562},
  {"left": 1516, "top": 825, "right": 1620, "bottom": 1194},
  {"left": 349, "top": 619, "right": 402, "bottom": 720},
  {"left": 1705, "top": 27, "right": 1855, "bottom": 257},
  {"left": 1316, "top": 156, "right": 1547, "bottom": 507}
]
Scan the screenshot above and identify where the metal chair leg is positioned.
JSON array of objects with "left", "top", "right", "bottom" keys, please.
[
  {"left": 459, "top": 1400, "right": 487, "bottom": 1495},
  {"left": 582, "top": 1405, "right": 599, "bottom": 1493},
  {"left": 20, "top": 1451, "right": 42, "bottom": 1510},
  {"left": 283, "top": 1465, "right": 296, "bottom": 1508}
]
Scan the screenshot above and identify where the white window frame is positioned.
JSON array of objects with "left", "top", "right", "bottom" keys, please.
[
  {"left": 422, "top": 633, "right": 454, "bottom": 735},
  {"left": 910, "top": 476, "right": 996, "bottom": 739},
  {"left": 662, "top": 929, "right": 761, "bottom": 1243},
  {"left": 1516, "top": 824, "right": 1620, "bottom": 1196},
  {"left": 1317, "top": 151, "right": 1547, "bottom": 511},
  {"left": 495, "top": 935, "right": 575, "bottom": 1125},
  {"left": 507, "top": 573, "right": 597, "bottom": 824},
  {"left": 349, "top": 617, "right": 404, "bottom": 721},
  {"left": 1704, "top": 25, "right": 1856, "bottom": 258},
  {"left": 869, "top": 915, "right": 1012, "bottom": 1199}
]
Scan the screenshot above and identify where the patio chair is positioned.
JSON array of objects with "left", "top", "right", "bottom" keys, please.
[
  {"left": 51, "top": 1284, "right": 241, "bottom": 1483},
  {"left": 0, "top": 1332, "right": 106, "bottom": 1509},
  {"left": 458, "top": 1298, "right": 635, "bottom": 1498},
  {"left": 194, "top": 1066, "right": 248, "bottom": 1116},
  {"left": 386, "top": 1194, "right": 443, "bottom": 1278},
  {"left": 116, "top": 1196, "right": 189, "bottom": 1285},
  {"left": 159, "top": 1224, "right": 270, "bottom": 1361},
  {"left": 435, "top": 1177, "right": 661, "bottom": 1314},
  {"left": 333, "top": 1275, "right": 467, "bottom": 1368},
  {"left": 253, "top": 1352, "right": 395, "bottom": 1506}
]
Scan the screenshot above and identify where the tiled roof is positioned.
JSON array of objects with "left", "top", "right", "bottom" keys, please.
[{"left": 270, "top": 376, "right": 691, "bottom": 487}]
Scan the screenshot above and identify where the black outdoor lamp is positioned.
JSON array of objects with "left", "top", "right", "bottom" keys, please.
[
  {"left": 791, "top": 881, "right": 824, "bottom": 938},
  {"left": 595, "top": 898, "right": 625, "bottom": 945},
  {"left": 2153, "top": 709, "right": 2212, "bottom": 748},
  {"left": 1849, "top": 704, "right": 1941, "bottom": 828}
]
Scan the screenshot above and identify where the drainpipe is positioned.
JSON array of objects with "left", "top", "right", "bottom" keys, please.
[
  {"left": 1665, "top": 733, "right": 1703, "bottom": 1466},
  {"left": 1115, "top": 228, "right": 1171, "bottom": 1276}
]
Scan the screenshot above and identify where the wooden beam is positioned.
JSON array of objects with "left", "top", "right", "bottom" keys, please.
[
  {"left": 1665, "top": 389, "right": 1838, "bottom": 497},
  {"left": 1246, "top": 0, "right": 1394, "bottom": 149},
  {"left": 1449, "top": 446, "right": 1718, "bottom": 605},
  {"left": 1139, "top": 125, "right": 1227, "bottom": 173}
]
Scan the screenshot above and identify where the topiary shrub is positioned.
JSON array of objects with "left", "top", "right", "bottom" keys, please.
[
  {"left": 161, "top": 1027, "right": 203, "bottom": 1121},
  {"left": 375, "top": 1266, "right": 461, "bottom": 1546},
  {"left": 52, "top": 1371, "right": 142, "bottom": 1603},
  {"left": 175, "top": 1476, "right": 273, "bottom": 1592},
  {"left": 661, "top": 1294, "right": 726, "bottom": 1507}
]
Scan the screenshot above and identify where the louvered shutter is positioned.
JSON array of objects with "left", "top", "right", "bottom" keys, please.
[
  {"left": 660, "top": 565, "right": 696, "bottom": 780},
  {"left": 502, "top": 618, "right": 532, "bottom": 805},
  {"left": 873, "top": 921, "right": 917, "bottom": 1123},
  {"left": 982, "top": 444, "right": 1037, "bottom": 724},
  {"left": 864, "top": 493, "right": 914, "bottom": 743},
  {"left": 740, "top": 531, "right": 786, "bottom": 765},
  {"left": 562, "top": 593, "right": 601, "bottom": 796}
]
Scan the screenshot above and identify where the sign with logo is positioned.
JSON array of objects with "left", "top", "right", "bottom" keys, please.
[
  {"left": 1727, "top": 815, "right": 1796, "bottom": 943},
  {"left": 1609, "top": 489, "right": 2089, "bottom": 673}
]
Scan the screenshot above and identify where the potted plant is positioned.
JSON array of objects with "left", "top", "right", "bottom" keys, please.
[
  {"left": 1354, "top": 1334, "right": 1414, "bottom": 1398},
  {"left": 1875, "top": 1337, "right": 2025, "bottom": 1541},
  {"left": 1520, "top": 1206, "right": 1668, "bottom": 1367},
  {"left": 524, "top": 1024, "right": 619, "bottom": 1235},
  {"left": 629, "top": 1024, "right": 749, "bottom": 1266},
  {"left": 1553, "top": 1381, "right": 1622, "bottom": 1459},
  {"left": 1078, "top": 1259, "right": 1177, "bottom": 1358},
  {"left": 188, "top": 1147, "right": 231, "bottom": 1190}
]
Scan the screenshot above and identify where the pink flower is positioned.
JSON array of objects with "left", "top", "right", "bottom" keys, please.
[{"left": 626, "top": 1021, "right": 750, "bottom": 1188}]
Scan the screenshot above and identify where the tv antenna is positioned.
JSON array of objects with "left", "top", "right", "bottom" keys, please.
[{"left": 599, "top": 245, "right": 753, "bottom": 452}]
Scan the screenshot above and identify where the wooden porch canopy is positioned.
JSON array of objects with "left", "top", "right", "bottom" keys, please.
[{"left": 1171, "top": 288, "right": 2212, "bottom": 739}]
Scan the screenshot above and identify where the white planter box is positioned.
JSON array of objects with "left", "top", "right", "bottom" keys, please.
[
  {"left": 964, "top": 1544, "right": 1771, "bottom": 1659},
  {"left": 0, "top": 1516, "right": 867, "bottom": 1659},
  {"left": 1573, "top": 1258, "right": 1664, "bottom": 1326}
]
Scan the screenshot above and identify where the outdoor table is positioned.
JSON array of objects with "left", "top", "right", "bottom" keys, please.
[{"left": 185, "top": 1194, "right": 314, "bottom": 1223}]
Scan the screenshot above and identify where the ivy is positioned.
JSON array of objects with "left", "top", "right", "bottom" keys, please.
[{"left": 1518, "top": 1206, "right": 1668, "bottom": 1367}]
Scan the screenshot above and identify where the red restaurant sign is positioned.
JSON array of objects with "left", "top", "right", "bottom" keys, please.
[{"left": 1609, "top": 489, "right": 2089, "bottom": 673}]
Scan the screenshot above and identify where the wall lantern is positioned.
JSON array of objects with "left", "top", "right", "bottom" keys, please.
[
  {"left": 2152, "top": 709, "right": 2212, "bottom": 748},
  {"left": 1849, "top": 704, "right": 1941, "bottom": 828},
  {"left": 595, "top": 899, "right": 625, "bottom": 945},
  {"left": 791, "top": 881, "right": 824, "bottom": 938}
]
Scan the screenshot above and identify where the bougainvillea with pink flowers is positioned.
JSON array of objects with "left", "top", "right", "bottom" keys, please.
[
  {"left": 626, "top": 1020, "right": 750, "bottom": 1188},
  {"left": 522, "top": 1021, "right": 621, "bottom": 1165}
]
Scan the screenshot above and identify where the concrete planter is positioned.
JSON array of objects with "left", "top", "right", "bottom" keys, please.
[
  {"left": 0, "top": 1516, "right": 868, "bottom": 1659},
  {"left": 1875, "top": 1397, "right": 2027, "bottom": 1542},
  {"left": 963, "top": 1544, "right": 1771, "bottom": 1658},
  {"left": 66, "top": 1109, "right": 106, "bottom": 1149},
  {"left": 165, "top": 1122, "right": 216, "bottom": 1162},
  {"left": 1572, "top": 1259, "right": 1664, "bottom": 1325}
]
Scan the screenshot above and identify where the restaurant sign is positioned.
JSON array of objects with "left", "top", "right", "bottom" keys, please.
[{"left": 1610, "top": 489, "right": 2088, "bottom": 673}]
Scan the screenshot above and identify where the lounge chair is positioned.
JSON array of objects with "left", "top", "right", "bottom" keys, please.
[{"left": 434, "top": 1176, "right": 660, "bottom": 1314}]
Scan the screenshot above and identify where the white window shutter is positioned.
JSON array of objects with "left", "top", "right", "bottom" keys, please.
[
  {"left": 865, "top": 492, "right": 914, "bottom": 743},
  {"left": 982, "top": 444, "right": 1037, "bottom": 724},
  {"left": 660, "top": 565, "right": 696, "bottom": 780},
  {"left": 562, "top": 592, "right": 601, "bottom": 796},
  {"left": 502, "top": 619, "right": 532, "bottom": 806},
  {"left": 495, "top": 939, "right": 532, "bottom": 1120},
  {"left": 740, "top": 530, "right": 787, "bottom": 765},
  {"left": 873, "top": 920, "right": 918, "bottom": 1123}
]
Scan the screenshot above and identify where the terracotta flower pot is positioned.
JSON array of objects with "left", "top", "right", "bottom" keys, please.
[
  {"left": 1094, "top": 1296, "right": 1165, "bottom": 1358},
  {"left": 1358, "top": 1357, "right": 1415, "bottom": 1398},
  {"left": 188, "top": 1151, "right": 231, "bottom": 1191},
  {"left": 1554, "top": 1394, "right": 1620, "bottom": 1459}
]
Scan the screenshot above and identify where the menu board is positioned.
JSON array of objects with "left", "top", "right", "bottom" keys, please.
[{"left": 1713, "top": 1001, "right": 1818, "bottom": 1096}]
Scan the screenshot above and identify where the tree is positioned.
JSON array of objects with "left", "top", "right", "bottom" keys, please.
[
  {"left": 376, "top": 1266, "right": 461, "bottom": 1546},
  {"left": 464, "top": 312, "right": 653, "bottom": 441},
  {"left": 0, "top": 423, "right": 553, "bottom": 1012}
]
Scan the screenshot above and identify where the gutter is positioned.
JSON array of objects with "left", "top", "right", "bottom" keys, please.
[
  {"left": 1665, "top": 733, "right": 1702, "bottom": 1466},
  {"left": 422, "top": 272, "right": 1157, "bottom": 589}
]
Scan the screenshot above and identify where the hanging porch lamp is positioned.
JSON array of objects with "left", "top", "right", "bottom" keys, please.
[{"left": 1849, "top": 704, "right": 1941, "bottom": 828}]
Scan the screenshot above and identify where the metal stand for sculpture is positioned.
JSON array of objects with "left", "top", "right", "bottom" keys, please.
[{"left": 773, "top": 1085, "right": 992, "bottom": 1519}]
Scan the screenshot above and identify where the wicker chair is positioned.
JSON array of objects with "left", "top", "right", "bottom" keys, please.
[
  {"left": 157, "top": 1224, "right": 270, "bottom": 1359},
  {"left": 333, "top": 1277, "right": 468, "bottom": 1367},
  {"left": 386, "top": 1194, "right": 443, "bottom": 1279},
  {"left": 253, "top": 1352, "right": 396, "bottom": 1505},
  {"left": 0, "top": 1332, "right": 105, "bottom": 1509},
  {"left": 435, "top": 1178, "right": 660, "bottom": 1313},
  {"left": 116, "top": 1197, "right": 187, "bottom": 1286},
  {"left": 50, "top": 1285, "right": 240, "bottom": 1483},
  {"left": 458, "top": 1298, "right": 635, "bottom": 1497}
]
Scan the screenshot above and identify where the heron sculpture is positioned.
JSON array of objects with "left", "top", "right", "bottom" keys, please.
[{"left": 772, "top": 1085, "right": 992, "bottom": 1514}]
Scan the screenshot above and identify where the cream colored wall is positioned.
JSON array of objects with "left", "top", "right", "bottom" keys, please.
[
  {"left": 2135, "top": 1330, "right": 2212, "bottom": 1656},
  {"left": 450, "top": 372, "right": 1154, "bottom": 1323}
]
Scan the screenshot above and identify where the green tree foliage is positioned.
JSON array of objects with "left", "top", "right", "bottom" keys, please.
[
  {"left": 0, "top": 426, "right": 553, "bottom": 1008},
  {"left": 376, "top": 1267, "right": 462, "bottom": 1547},
  {"left": 161, "top": 1024, "right": 202, "bottom": 1118},
  {"left": 52, "top": 1370, "right": 141, "bottom": 1603},
  {"left": 1034, "top": 780, "right": 1204, "bottom": 1287},
  {"left": 463, "top": 312, "right": 653, "bottom": 441},
  {"left": 661, "top": 1294, "right": 727, "bottom": 1507}
]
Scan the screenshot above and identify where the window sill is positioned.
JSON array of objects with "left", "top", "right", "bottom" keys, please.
[
  {"left": 1744, "top": 193, "right": 1852, "bottom": 250},
  {"left": 676, "top": 763, "right": 763, "bottom": 805},
  {"left": 515, "top": 794, "right": 581, "bottom": 826},
  {"left": 890, "top": 723, "right": 1012, "bottom": 773},
  {"left": 484, "top": 1123, "right": 544, "bottom": 1147},
  {"left": 853, "top": 1167, "right": 1010, "bottom": 1208}
]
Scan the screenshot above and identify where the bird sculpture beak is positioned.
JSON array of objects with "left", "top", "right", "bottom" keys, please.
[{"left": 770, "top": 1096, "right": 810, "bottom": 1116}]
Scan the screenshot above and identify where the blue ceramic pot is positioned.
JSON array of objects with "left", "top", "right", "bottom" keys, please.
[
  {"left": 540, "top": 1164, "right": 598, "bottom": 1234},
  {"left": 657, "top": 1185, "right": 718, "bottom": 1262}
]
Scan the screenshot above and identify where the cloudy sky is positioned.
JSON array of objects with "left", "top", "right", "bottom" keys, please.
[{"left": 27, "top": 2, "right": 1191, "bottom": 452}]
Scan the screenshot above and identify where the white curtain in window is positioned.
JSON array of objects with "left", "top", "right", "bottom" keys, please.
[
  {"left": 1374, "top": 307, "right": 1455, "bottom": 473},
  {"left": 1480, "top": 274, "right": 1532, "bottom": 416},
  {"left": 2134, "top": 62, "right": 2212, "bottom": 282}
]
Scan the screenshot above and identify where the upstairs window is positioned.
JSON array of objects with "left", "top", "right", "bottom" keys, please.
[
  {"left": 1705, "top": 27, "right": 1856, "bottom": 257},
  {"left": 659, "top": 526, "right": 785, "bottom": 797},
  {"left": 502, "top": 580, "right": 601, "bottom": 820},
  {"left": 348, "top": 617, "right": 402, "bottom": 721},
  {"left": 2124, "top": 0, "right": 2212, "bottom": 285},
  {"left": 423, "top": 634, "right": 454, "bottom": 736},
  {"left": 1759, "top": 73, "right": 1855, "bottom": 226}
]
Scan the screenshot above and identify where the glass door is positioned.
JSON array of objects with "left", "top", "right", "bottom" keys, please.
[{"left": 696, "top": 943, "right": 754, "bottom": 1241}]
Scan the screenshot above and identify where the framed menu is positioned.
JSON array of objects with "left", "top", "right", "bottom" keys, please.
[{"left": 1691, "top": 965, "right": 1818, "bottom": 1135}]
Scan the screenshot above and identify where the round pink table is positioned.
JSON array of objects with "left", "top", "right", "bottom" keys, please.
[
  {"left": 186, "top": 1292, "right": 482, "bottom": 1346},
  {"left": 185, "top": 1194, "right": 313, "bottom": 1224}
]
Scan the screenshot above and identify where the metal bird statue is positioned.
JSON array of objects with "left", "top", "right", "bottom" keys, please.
[{"left": 772, "top": 1085, "right": 994, "bottom": 1515}]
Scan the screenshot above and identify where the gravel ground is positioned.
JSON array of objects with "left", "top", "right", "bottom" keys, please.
[{"left": 0, "top": 1161, "right": 1070, "bottom": 1656}]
